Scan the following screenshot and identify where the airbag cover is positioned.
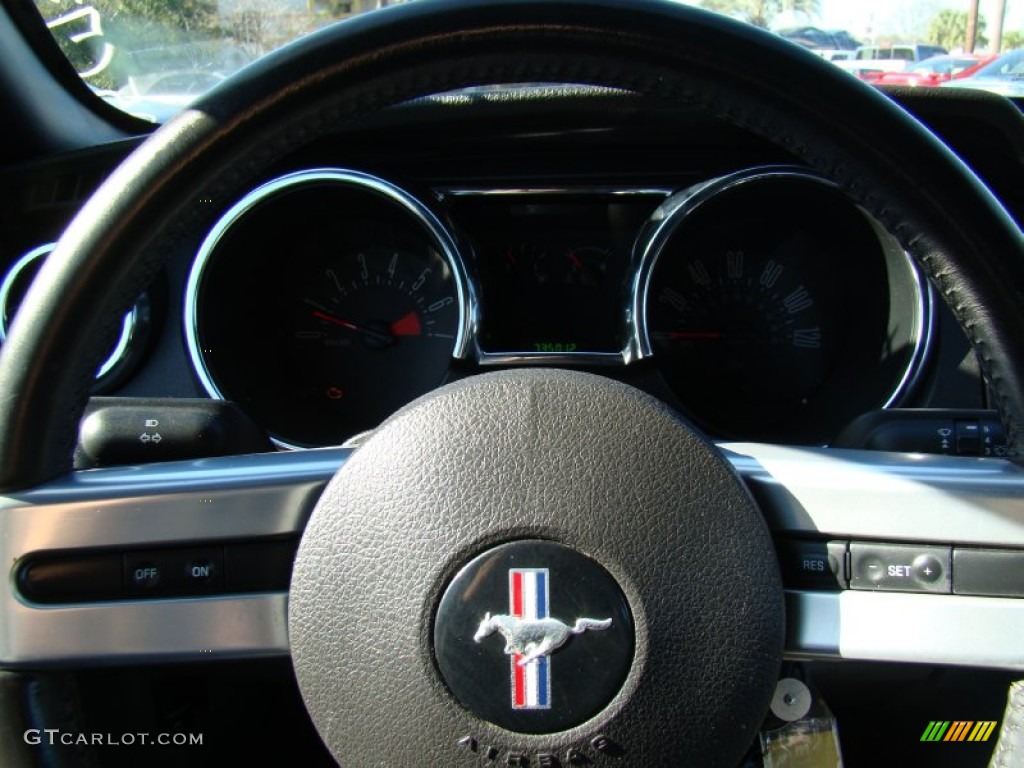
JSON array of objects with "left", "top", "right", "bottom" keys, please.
[{"left": 289, "top": 368, "right": 783, "bottom": 765}]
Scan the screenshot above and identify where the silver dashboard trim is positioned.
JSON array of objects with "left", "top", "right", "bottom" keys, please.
[
  {"left": 183, "top": 169, "right": 474, "bottom": 449},
  {"left": 0, "top": 448, "right": 348, "bottom": 666},
  {"left": 5, "top": 444, "right": 1024, "bottom": 667},
  {"left": 476, "top": 350, "right": 628, "bottom": 367},
  {"left": 787, "top": 590, "right": 1024, "bottom": 669},
  {"left": 3, "top": 595, "right": 291, "bottom": 666},
  {"left": 438, "top": 187, "right": 674, "bottom": 197},
  {"left": 725, "top": 442, "right": 1024, "bottom": 545}
]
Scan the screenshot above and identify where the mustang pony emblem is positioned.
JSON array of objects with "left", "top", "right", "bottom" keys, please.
[
  {"left": 474, "top": 613, "right": 613, "bottom": 666},
  {"left": 475, "top": 567, "right": 613, "bottom": 709}
]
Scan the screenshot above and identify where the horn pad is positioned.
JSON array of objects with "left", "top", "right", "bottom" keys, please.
[
  {"left": 434, "top": 539, "right": 635, "bottom": 734},
  {"left": 289, "top": 369, "right": 783, "bottom": 766}
]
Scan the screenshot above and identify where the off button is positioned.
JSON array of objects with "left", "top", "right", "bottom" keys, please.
[{"left": 126, "top": 556, "right": 165, "bottom": 594}]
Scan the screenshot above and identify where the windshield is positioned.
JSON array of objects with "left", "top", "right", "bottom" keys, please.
[
  {"left": 972, "top": 48, "right": 1024, "bottom": 76},
  {"left": 909, "top": 55, "right": 983, "bottom": 74},
  {"left": 32, "top": 0, "right": 1024, "bottom": 122}
]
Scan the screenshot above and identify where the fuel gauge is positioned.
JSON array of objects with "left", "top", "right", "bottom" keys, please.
[{"left": 564, "top": 246, "right": 609, "bottom": 287}]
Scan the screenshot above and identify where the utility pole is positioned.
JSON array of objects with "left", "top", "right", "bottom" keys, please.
[
  {"left": 966, "top": 0, "right": 980, "bottom": 53},
  {"left": 991, "top": 0, "right": 1007, "bottom": 53}
]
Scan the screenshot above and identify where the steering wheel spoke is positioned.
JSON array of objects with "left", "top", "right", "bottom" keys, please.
[
  {"left": 729, "top": 442, "right": 1024, "bottom": 670},
  {"left": 0, "top": 0, "right": 1021, "bottom": 760},
  {"left": 0, "top": 448, "right": 347, "bottom": 666},
  {"left": 7, "top": 440, "right": 1023, "bottom": 676}
]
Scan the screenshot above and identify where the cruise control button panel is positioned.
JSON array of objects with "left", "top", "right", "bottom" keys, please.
[
  {"left": 850, "top": 542, "right": 951, "bottom": 593},
  {"left": 15, "top": 539, "right": 296, "bottom": 604},
  {"left": 125, "top": 547, "right": 224, "bottom": 596}
]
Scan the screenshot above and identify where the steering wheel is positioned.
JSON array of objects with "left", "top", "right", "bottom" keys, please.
[{"left": 2, "top": 0, "right": 1024, "bottom": 765}]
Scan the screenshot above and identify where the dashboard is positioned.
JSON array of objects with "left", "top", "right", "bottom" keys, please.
[
  {"left": 0, "top": 88, "right": 1012, "bottom": 454},
  {"left": 183, "top": 165, "right": 926, "bottom": 448},
  {"left": 1, "top": 12, "right": 1024, "bottom": 762}
]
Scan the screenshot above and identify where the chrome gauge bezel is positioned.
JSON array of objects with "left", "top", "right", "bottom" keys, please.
[
  {"left": 184, "top": 164, "right": 936, "bottom": 448},
  {"left": 631, "top": 165, "right": 935, "bottom": 436},
  {"left": 436, "top": 186, "right": 671, "bottom": 366},
  {"left": 0, "top": 243, "right": 146, "bottom": 391},
  {"left": 184, "top": 168, "right": 473, "bottom": 449},
  {"left": 866, "top": 215, "right": 935, "bottom": 410}
]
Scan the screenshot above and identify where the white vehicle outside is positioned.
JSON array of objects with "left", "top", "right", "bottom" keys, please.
[{"left": 833, "top": 43, "right": 948, "bottom": 78}]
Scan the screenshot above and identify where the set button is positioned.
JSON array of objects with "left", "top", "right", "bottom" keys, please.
[{"left": 850, "top": 542, "right": 951, "bottom": 593}]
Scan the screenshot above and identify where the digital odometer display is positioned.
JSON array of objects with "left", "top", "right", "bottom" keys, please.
[{"left": 453, "top": 195, "right": 662, "bottom": 354}]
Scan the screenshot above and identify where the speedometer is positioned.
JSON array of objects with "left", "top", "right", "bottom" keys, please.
[
  {"left": 638, "top": 168, "right": 931, "bottom": 444},
  {"left": 186, "top": 169, "right": 469, "bottom": 447}
]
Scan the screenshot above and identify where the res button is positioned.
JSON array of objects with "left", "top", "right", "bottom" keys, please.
[{"left": 776, "top": 539, "right": 847, "bottom": 589}]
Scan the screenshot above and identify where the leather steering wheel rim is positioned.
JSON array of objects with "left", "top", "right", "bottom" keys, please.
[
  {"left": 0, "top": 0, "right": 1023, "bottom": 490},
  {"left": 2, "top": 1, "right": 1024, "bottom": 765}
]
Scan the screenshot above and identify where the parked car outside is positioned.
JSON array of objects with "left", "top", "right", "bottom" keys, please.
[
  {"left": 777, "top": 25, "right": 859, "bottom": 51},
  {"left": 777, "top": 25, "right": 860, "bottom": 62},
  {"left": 941, "top": 49, "right": 1024, "bottom": 98},
  {"left": 874, "top": 54, "right": 994, "bottom": 87},
  {"left": 834, "top": 43, "right": 949, "bottom": 81}
]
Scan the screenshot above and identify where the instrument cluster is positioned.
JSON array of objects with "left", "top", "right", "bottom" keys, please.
[{"left": 182, "top": 166, "right": 931, "bottom": 447}]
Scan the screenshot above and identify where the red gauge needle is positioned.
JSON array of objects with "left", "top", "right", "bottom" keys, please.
[
  {"left": 664, "top": 331, "right": 724, "bottom": 340},
  {"left": 311, "top": 310, "right": 394, "bottom": 345},
  {"left": 311, "top": 310, "right": 361, "bottom": 332}
]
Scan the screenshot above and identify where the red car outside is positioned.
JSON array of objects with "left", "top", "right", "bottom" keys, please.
[{"left": 875, "top": 54, "right": 995, "bottom": 86}]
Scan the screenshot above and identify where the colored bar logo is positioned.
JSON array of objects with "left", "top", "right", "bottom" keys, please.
[
  {"left": 920, "top": 721, "right": 997, "bottom": 742},
  {"left": 509, "top": 568, "right": 551, "bottom": 709}
]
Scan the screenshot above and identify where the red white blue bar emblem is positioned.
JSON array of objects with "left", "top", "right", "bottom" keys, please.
[{"left": 509, "top": 568, "right": 550, "bottom": 709}]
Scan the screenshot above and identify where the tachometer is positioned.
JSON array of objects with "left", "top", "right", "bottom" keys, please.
[
  {"left": 186, "top": 169, "right": 468, "bottom": 447},
  {"left": 288, "top": 245, "right": 459, "bottom": 427}
]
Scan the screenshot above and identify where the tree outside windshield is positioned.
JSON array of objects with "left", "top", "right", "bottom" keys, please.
[
  {"left": 34, "top": 0, "right": 399, "bottom": 120},
  {"left": 32, "top": 0, "right": 1024, "bottom": 122}
]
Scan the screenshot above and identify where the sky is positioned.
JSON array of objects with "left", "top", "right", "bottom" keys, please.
[
  {"left": 807, "top": 0, "right": 1021, "bottom": 44},
  {"left": 676, "top": 0, "right": 1024, "bottom": 46}
]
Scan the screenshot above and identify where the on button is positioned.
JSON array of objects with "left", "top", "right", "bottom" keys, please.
[{"left": 183, "top": 547, "right": 224, "bottom": 593}]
